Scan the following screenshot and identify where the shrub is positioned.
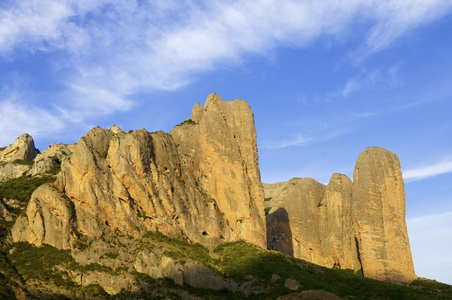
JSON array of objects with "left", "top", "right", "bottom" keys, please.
[
  {"left": 12, "top": 159, "right": 34, "bottom": 166},
  {"left": 175, "top": 119, "right": 197, "bottom": 127},
  {"left": 0, "top": 175, "right": 56, "bottom": 202}
]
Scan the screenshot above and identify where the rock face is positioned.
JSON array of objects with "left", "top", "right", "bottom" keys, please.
[
  {"left": 171, "top": 93, "right": 266, "bottom": 248},
  {"left": 0, "top": 133, "right": 38, "bottom": 162},
  {"left": 352, "top": 147, "right": 415, "bottom": 283},
  {"left": 265, "top": 147, "right": 415, "bottom": 284},
  {"left": 12, "top": 184, "right": 76, "bottom": 249},
  {"left": 0, "top": 134, "right": 40, "bottom": 182},
  {"left": 12, "top": 93, "right": 266, "bottom": 250},
  {"left": 266, "top": 176, "right": 359, "bottom": 271},
  {"left": 322, "top": 174, "right": 360, "bottom": 271},
  {"left": 3, "top": 94, "right": 416, "bottom": 291}
]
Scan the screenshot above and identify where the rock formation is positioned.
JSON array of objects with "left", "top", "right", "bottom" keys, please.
[
  {"left": 0, "top": 93, "right": 418, "bottom": 296},
  {"left": 0, "top": 134, "right": 40, "bottom": 182},
  {"left": 352, "top": 147, "right": 416, "bottom": 283},
  {"left": 171, "top": 93, "right": 266, "bottom": 247},
  {"left": 265, "top": 147, "right": 415, "bottom": 284},
  {"left": 266, "top": 176, "right": 360, "bottom": 271},
  {"left": 12, "top": 93, "right": 266, "bottom": 250},
  {"left": 0, "top": 133, "right": 38, "bottom": 162}
]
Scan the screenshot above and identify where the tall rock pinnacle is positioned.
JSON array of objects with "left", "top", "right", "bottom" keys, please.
[
  {"left": 171, "top": 93, "right": 266, "bottom": 248},
  {"left": 265, "top": 147, "right": 416, "bottom": 284},
  {"left": 352, "top": 147, "right": 416, "bottom": 283}
]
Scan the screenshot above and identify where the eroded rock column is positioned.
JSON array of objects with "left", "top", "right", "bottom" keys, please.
[{"left": 352, "top": 147, "right": 416, "bottom": 284}]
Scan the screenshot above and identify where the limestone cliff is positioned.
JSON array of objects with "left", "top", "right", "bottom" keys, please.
[
  {"left": 12, "top": 93, "right": 266, "bottom": 250},
  {"left": 265, "top": 147, "right": 415, "bottom": 284}
]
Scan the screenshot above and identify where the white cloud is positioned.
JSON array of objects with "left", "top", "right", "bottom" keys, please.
[
  {"left": 341, "top": 65, "right": 401, "bottom": 97},
  {"left": 263, "top": 135, "right": 314, "bottom": 149},
  {"left": 0, "top": 99, "right": 64, "bottom": 146},
  {"left": 0, "top": 0, "right": 452, "bottom": 138},
  {"left": 403, "top": 159, "right": 452, "bottom": 182},
  {"left": 407, "top": 211, "right": 452, "bottom": 285},
  {"left": 352, "top": 0, "right": 452, "bottom": 61},
  {"left": 262, "top": 129, "right": 346, "bottom": 149}
]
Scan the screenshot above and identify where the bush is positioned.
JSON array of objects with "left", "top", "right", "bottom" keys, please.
[
  {"left": 8, "top": 242, "right": 76, "bottom": 288},
  {"left": 0, "top": 175, "right": 56, "bottom": 202}
]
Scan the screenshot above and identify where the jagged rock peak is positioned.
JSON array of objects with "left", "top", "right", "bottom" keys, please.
[
  {"left": 352, "top": 146, "right": 416, "bottom": 284},
  {"left": 13, "top": 93, "right": 266, "bottom": 251},
  {"left": 109, "top": 124, "right": 123, "bottom": 134},
  {"left": 0, "top": 133, "right": 39, "bottom": 161},
  {"left": 171, "top": 93, "right": 266, "bottom": 248}
]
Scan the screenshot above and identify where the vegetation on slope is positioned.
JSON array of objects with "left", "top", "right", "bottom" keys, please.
[{"left": 0, "top": 236, "right": 451, "bottom": 299}]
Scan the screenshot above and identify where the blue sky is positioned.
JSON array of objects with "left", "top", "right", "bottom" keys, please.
[{"left": 1, "top": 0, "right": 451, "bottom": 285}]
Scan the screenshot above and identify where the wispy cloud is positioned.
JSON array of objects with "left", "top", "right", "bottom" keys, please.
[
  {"left": 262, "top": 129, "right": 346, "bottom": 149},
  {"left": 403, "top": 158, "right": 452, "bottom": 182},
  {"left": 0, "top": 0, "right": 451, "bottom": 139},
  {"left": 0, "top": 98, "right": 64, "bottom": 146},
  {"left": 341, "top": 65, "right": 401, "bottom": 97},
  {"left": 263, "top": 135, "right": 315, "bottom": 149}
]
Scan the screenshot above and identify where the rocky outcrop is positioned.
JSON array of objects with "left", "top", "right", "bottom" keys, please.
[
  {"left": 266, "top": 178, "right": 327, "bottom": 265},
  {"left": 0, "top": 163, "right": 30, "bottom": 182},
  {"left": 352, "top": 147, "right": 415, "bottom": 284},
  {"left": 0, "top": 134, "right": 40, "bottom": 182},
  {"left": 171, "top": 93, "right": 266, "bottom": 248},
  {"left": 12, "top": 184, "right": 75, "bottom": 249},
  {"left": 0, "top": 133, "right": 38, "bottom": 162},
  {"left": 321, "top": 174, "right": 360, "bottom": 271},
  {"left": 266, "top": 176, "right": 359, "bottom": 271},
  {"left": 265, "top": 147, "right": 415, "bottom": 284},
  {"left": 27, "top": 144, "right": 75, "bottom": 176},
  {"left": 12, "top": 93, "right": 266, "bottom": 251}
]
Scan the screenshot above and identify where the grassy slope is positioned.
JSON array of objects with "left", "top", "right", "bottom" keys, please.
[{"left": 0, "top": 237, "right": 451, "bottom": 299}]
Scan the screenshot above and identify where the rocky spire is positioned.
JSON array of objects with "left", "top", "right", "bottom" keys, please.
[{"left": 352, "top": 147, "right": 416, "bottom": 284}]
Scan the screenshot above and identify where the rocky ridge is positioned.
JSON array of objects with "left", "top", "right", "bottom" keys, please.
[
  {"left": 265, "top": 147, "right": 416, "bottom": 284},
  {"left": 0, "top": 93, "right": 435, "bottom": 298},
  {"left": 11, "top": 93, "right": 266, "bottom": 253}
]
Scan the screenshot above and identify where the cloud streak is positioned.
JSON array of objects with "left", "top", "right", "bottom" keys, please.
[
  {"left": 262, "top": 129, "right": 346, "bottom": 150},
  {"left": 341, "top": 65, "right": 401, "bottom": 97},
  {"left": 403, "top": 158, "right": 452, "bottom": 182}
]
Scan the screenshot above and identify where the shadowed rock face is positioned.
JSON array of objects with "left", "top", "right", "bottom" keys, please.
[
  {"left": 265, "top": 147, "right": 416, "bottom": 284},
  {"left": 353, "top": 147, "right": 416, "bottom": 284},
  {"left": 267, "top": 207, "right": 293, "bottom": 256},
  {"left": 265, "top": 176, "right": 359, "bottom": 271},
  {"left": 12, "top": 93, "right": 266, "bottom": 250}
]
